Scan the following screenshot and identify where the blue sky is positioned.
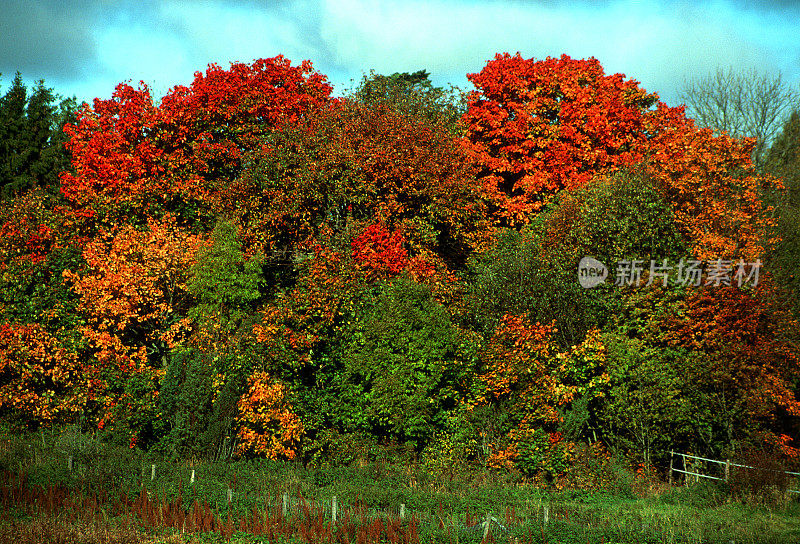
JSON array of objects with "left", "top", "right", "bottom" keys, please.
[{"left": 1, "top": 0, "right": 799, "bottom": 108}]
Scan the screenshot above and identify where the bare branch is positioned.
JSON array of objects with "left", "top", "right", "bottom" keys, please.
[{"left": 679, "top": 67, "right": 800, "bottom": 170}]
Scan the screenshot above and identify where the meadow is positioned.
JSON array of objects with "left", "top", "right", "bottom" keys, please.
[{"left": 1, "top": 428, "right": 799, "bottom": 544}]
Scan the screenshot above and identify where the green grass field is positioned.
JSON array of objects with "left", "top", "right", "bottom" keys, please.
[{"left": 1, "top": 430, "right": 799, "bottom": 544}]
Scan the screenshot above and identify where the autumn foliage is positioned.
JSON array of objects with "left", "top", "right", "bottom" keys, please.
[
  {"left": 351, "top": 223, "right": 409, "bottom": 278},
  {"left": 464, "top": 54, "right": 657, "bottom": 222},
  {"left": 236, "top": 372, "right": 304, "bottom": 460},
  {"left": 0, "top": 322, "right": 82, "bottom": 425},
  {"left": 464, "top": 53, "right": 778, "bottom": 260},
  {"left": 60, "top": 56, "right": 332, "bottom": 223},
  {"left": 1, "top": 54, "right": 798, "bottom": 475}
]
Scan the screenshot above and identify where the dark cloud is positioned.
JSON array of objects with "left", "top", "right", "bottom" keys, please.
[
  {"left": 0, "top": 0, "right": 103, "bottom": 82},
  {"left": 0, "top": 0, "right": 169, "bottom": 91}
]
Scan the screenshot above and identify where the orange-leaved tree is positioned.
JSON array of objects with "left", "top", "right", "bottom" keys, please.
[
  {"left": 472, "top": 314, "right": 575, "bottom": 474},
  {"left": 62, "top": 215, "right": 206, "bottom": 433},
  {"left": 0, "top": 322, "right": 83, "bottom": 427},
  {"left": 235, "top": 371, "right": 304, "bottom": 460},
  {"left": 464, "top": 54, "right": 657, "bottom": 223},
  {"left": 463, "top": 53, "right": 779, "bottom": 260},
  {"left": 659, "top": 281, "right": 800, "bottom": 456}
]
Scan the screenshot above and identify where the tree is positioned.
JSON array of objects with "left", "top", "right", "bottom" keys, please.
[
  {"left": 662, "top": 283, "right": 800, "bottom": 453},
  {"left": 466, "top": 169, "right": 687, "bottom": 348},
  {"left": 680, "top": 67, "right": 800, "bottom": 170},
  {"left": 0, "top": 73, "right": 76, "bottom": 197},
  {"left": 597, "top": 279, "right": 800, "bottom": 460},
  {"left": 766, "top": 110, "right": 800, "bottom": 197},
  {"left": 353, "top": 69, "right": 465, "bottom": 130},
  {"left": 763, "top": 111, "right": 800, "bottom": 315},
  {"left": 337, "top": 277, "right": 464, "bottom": 450},
  {"left": 62, "top": 216, "right": 205, "bottom": 437},
  {"left": 463, "top": 53, "right": 659, "bottom": 224},
  {"left": 599, "top": 331, "right": 693, "bottom": 470},
  {"left": 238, "top": 93, "right": 487, "bottom": 271},
  {"left": 463, "top": 53, "right": 779, "bottom": 261},
  {"left": 187, "top": 220, "right": 264, "bottom": 344},
  {"left": 235, "top": 371, "right": 304, "bottom": 460},
  {"left": 460, "top": 318, "right": 607, "bottom": 480},
  {"left": 0, "top": 322, "right": 84, "bottom": 428},
  {"left": 155, "top": 220, "right": 265, "bottom": 459},
  {"left": 59, "top": 57, "right": 332, "bottom": 225}
]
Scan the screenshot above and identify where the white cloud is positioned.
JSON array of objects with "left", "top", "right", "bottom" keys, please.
[
  {"left": 315, "top": 0, "right": 792, "bottom": 105},
  {"left": 31, "top": 0, "right": 798, "bottom": 106},
  {"left": 159, "top": 1, "right": 324, "bottom": 70}
]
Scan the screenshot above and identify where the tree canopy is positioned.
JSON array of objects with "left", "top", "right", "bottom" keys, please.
[
  {"left": 0, "top": 72, "right": 76, "bottom": 197},
  {"left": 1, "top": 56, "right": 798, "bottom": 476}
]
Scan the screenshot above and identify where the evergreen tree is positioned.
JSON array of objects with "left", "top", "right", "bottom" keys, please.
[
  {"left": 0, "top": 72, "right": 76, "bottom": 197},
  {"left": 765, "top": 111, "right": 800, "bottom": 315}
]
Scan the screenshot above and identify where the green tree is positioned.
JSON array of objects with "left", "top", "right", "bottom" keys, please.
[
  {"left": 598, "top": 331, "right": 694, "bottom": 469},
  {"left": 352, "top": 69, "right": 465, "bottom": 131},
  {"left": 334, "top": 277, "right": 466, "bottom": 450},
  {"left": 187, "top": 220, "right": 264, "bottom": 336},
  {"left": 466, "top": 169, "right": 687, "bottom": 348},
  {"left": 766, "top": 111, "right": 800, "bottom": 196},
  {"left": 0, "top": 72, "right": 76, "bottom": 197},
  {"left": 156, "top": 220, "right": 265, "bottom": 459},
  {"left": 764, "top": 111, "right": 800, "bottom": 316},
  {"left": 465, "top": 227, "right": 593, "bottom": 348}
]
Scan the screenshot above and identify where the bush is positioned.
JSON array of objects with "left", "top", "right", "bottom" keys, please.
[{"left": 729, "top": 448, "right": 793, "bottom": 507}]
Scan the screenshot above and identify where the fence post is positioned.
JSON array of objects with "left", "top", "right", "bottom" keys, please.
[
  {"left": 669, "top": 451, "right": 673, "bottom": 485},
  {"left": 283, "top": 492, "right": 289, "bottom": 515},
  {"left": 725, "top": 459, "right": 730, "bottom": 482},
  {"left": 68, "top": 456, "right": 73, "bottom": 472},
  {"left": 190, "top": 469, "right": 195, "bottom": 485},
  {"left": 227, "top": 487, "right": 233, "bottom": 504},
  {"left": 681, "top": 454, "right": 687, "bottom": 486},
  {"left": 400, "top": 503, "right": 405, "bottom": 520},
  {"left": 332, "top": 495, "right": 337, "bottom": 523},
  {"left": 151, "top": 464, "right": 156, "bottom": 481}
]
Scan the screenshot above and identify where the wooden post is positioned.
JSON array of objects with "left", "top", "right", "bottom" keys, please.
[
  {"left": 669, "top": 451, "right": 673, "bottom": 485},
  {"left": 227, "top": 487, "right": 233, "bottom": 504},
  {"left": 190, "top": 469, "right": 195, "bottom": 484},
  {"left": 400, "top": 503, "right": 405, "bottom": 520},
  {"left": 543, "top": 504, "right": 549, "bottom": 526},
  {"left": 681, "top": 454, "right": 687, "bottom": 486},
  {"left": 151, "top": 464, "right": 156, "bottom": 481},
  {"left": 332, "top": 495, "right": 337, "bottom": 523},
  {"left": 283, "top": 493, "right": 289, "bottom": 515},
  {"left": 725, "top": 459, "right": 730, "bottom": 482}
]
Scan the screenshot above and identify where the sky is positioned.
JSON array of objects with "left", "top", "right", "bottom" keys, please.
[{"left": 1, "top": 0, "right": 799, "bottom": 108}]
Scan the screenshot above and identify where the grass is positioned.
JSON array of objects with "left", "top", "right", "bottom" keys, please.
[{"left": 1, "top": 429, "right": 799, "bottom": 543}]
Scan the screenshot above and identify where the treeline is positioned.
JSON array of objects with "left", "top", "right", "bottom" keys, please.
[{"left": 1, "top": 56, "right": 799, "bottom": 483}]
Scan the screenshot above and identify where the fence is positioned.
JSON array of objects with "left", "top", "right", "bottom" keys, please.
[{"left": 669, "top": 451, "right": 800, "bottom": 494}]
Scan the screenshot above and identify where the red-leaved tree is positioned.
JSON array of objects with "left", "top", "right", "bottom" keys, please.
[
  {"left": 464, "top": 53, "right": 778, "bottom": 260},
  {"left": 60, "top": 57, "right": 332, "bottom": 224}
]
